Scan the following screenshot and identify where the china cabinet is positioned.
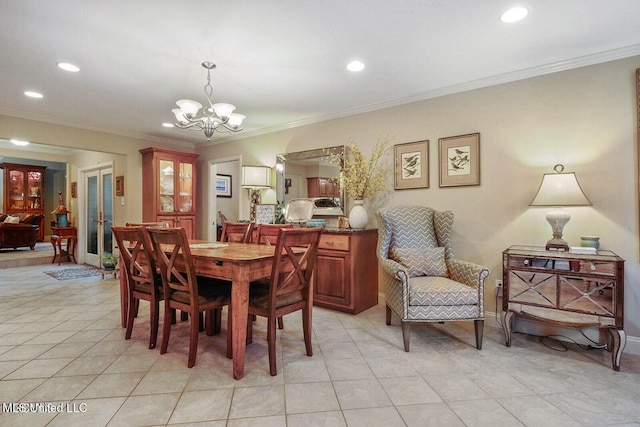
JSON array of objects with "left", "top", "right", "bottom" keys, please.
[
  {"left": 307, "top": 177, "right": 340, "bottom": 198},
  {"left": 1, "top": 163, "right": 46, "bottom": 241},
  {"left": 140, "top": 147, "right": 198, "bottom": 238}
]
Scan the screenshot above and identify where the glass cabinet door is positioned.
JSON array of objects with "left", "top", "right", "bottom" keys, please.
[
  {"left": 159, "top": 159, "right": 175, "bottom": 213},
  {"left": 8, "top": 169, "right": 25, "bottom": 210},
  {"left": 27, "top": 170, "right": 43, "bottom": 210},
  {"left": 178, "top": 161, "right": 193, "bottom": 213}
]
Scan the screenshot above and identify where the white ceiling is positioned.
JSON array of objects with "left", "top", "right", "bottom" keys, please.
[{"left": 1, "top": 1, "right": 640, "bottom": 148}]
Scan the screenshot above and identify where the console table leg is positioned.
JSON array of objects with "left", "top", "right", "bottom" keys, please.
[
  {"left": 608, "top": 328, "right": 626, "bottom": 371},
  {"left": 502, "top": 311, "right": 514, "bottom": 347}
]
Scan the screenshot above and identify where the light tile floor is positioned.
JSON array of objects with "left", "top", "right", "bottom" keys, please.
[{"left": 1, "top": 263, "right": 640, "bottom": 426}]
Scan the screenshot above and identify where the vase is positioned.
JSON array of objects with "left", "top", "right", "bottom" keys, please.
[
  {"left": 349, "top": 200, "right": 368, "bottom": 229},
  {"left": 580, "top": 236, "right": 600, "bottom": 249}
]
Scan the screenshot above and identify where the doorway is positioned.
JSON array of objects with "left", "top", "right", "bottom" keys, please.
[
  {"left": 208, "top": 157, "right": 242, "bottom": 241},
  {"left": 80, "top": 163, "right": 114, "bottom": 268}
]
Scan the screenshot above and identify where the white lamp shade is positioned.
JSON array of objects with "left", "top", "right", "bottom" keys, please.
[
  {"left": 212, "top": 103, "right": 236, "bottom": 119},
  {"left": 530, "top": 172, "right": 591, "bottom": 207},
  {"left": 172, "top": 108, "right": 188, "bottom": 124},
  {"left": 227, "top": 113, "right": 245, "bottom": 128},
  {"left": 242, "top": 165, "right": 271, "bottom": 188},
  {"left": 176, "top": 99, "right": 203, "bottom": 116}
]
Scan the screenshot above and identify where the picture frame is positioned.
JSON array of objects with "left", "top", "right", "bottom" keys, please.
[
  {"left": 70, "top": 182, "right": 77, "bottom": 198},
  {"left": 115, "top": 175, "right": 125, "bottom": 196},
  {"left": 216, "top": 174, "right": 232, "bottom": 198},
  {"left": 438, "top": 133, "right": 480, "bottom": 187},
  {"left": 255, "top": 204, "right": 276, "bottom": 224},
  {"left": 394, "top": 140, "right": 429, "bottom": 190}
]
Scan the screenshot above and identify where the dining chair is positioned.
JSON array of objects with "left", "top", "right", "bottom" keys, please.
[
  {"left": 147, "top": 227, "right": 232, "bottom": 368},
  {"left": 111, "top": 225, "right": 163, "bottom": 349},
  {"left": 253, "top": 223, "right": 294, "bottom": 330},
  {"left": 220, "top": 221, "right": 253, "bottom": 243},
  {"left": 246, "top": 227, "right": 323, "bottom": 375}
]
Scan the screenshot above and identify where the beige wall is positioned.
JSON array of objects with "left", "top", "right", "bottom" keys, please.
[
  {"left": 197, "top": 55, "right": 640, "bottom": 350},
  {"left": 1, "top": 55, "right": 639, "bottom": 352}
]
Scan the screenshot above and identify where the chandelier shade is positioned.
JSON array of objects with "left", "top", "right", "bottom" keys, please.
[{"left": 172, "top": 62, "right": 245, "bottom": 140}]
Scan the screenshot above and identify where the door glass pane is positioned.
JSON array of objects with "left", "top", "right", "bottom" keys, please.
[
  {"left": 87, "top": 175, "right": 98, "bottom": 255},
  {"left": 102, "top": 173, "right": 113, "bottom": 254},
  {"left": 159, "top": 159, "right": 174, "bottom": 212},
  {"left": 27, "top": 171, "right": 43, "bottom": 209},
  {"left": 9, "top": 169, "right": 24, "bottom": 210},
  {"left": 178, "top": 162, "right": 193, "bottom": 212}
]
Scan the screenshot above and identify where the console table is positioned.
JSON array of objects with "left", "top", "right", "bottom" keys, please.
[
  {"left": 502, "top": 245, "right": 625, "bottom": 371},
  {"left": 51, "top": 226, "right": 77, "bottom": 264}
]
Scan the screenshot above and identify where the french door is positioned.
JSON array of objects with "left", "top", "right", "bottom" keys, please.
[{"left": 84, "top": 167, "right": 114, "bottom": 268}]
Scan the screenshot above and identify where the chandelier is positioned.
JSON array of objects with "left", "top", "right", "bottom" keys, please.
[{"left": 172, "top": 62, "right": 245, "bottom": 140}]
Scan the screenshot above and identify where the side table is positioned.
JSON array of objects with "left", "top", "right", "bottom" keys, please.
[
  {"left": 51, "top": 226, "right": 77, "bottom": 264},
  {"left": 502, "top": 245, "right": 625, "bottom": 371}
]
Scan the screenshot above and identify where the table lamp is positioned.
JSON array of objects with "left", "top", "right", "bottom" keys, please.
[
  {"left": 52, "top": 191, "right": 71, "bottom": 226},
  {"left": 529, "top": 164, "right": 591, "bottom": 251},
  {"left": 241, "top": 165, "right": 271, "bottom": 221}
]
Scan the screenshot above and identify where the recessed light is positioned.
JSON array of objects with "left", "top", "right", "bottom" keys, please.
[
  {"left": 162, "top": 122, "right": 175, "bottom": 128},
  {"left": 24, "top": 91, "right": 43, "bottom": 99},
  {"left": 57, "top": 62, "right": 80, "bottom": 72},
  {"left": 10, "top": 139, "right": 30, "bottom": 146},
  {"left": 347, "top": 60, "right": 365, "bottom": 72},
  {"left": 501, "top": 6, "right": 529, "bottom": 23}
]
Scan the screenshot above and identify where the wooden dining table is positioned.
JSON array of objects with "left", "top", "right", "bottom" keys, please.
[{"left": 119, "top": 241, "right": 280, "bottom": 380}]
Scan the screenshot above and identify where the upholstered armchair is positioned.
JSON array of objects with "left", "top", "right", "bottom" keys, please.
[{"left": 376, "top": 206, "right": 489, "bottom": 351}]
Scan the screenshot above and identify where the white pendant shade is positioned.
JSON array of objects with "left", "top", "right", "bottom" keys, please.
[
  {"left": 212, "top": 103, "right": 235, "bottom": 119},
  {"left": 228, "top": 113, "right": 245, "bottom": 128},
  {"left": 176, "top": 99, "right": 203, "bottom": 116}
]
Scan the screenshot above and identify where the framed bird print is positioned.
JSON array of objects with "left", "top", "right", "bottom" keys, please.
[
  {"left": 439, "top": 133, "right": 480, "bottom": 187},
  {"left": 394, "top": 140, "right": 429, "bottom": 190}
]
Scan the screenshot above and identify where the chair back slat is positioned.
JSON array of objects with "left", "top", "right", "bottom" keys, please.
[
  {"left": 147, "top": 227, "right": 200, "bottom": 307},
  {"left": 125, "top": 221, "right": 170, "bottom": 228},
  {"left": 111, "top": 226, "right": 159, "bottom": 295},
  {"left": 255, "top": 223, "right": 293, "bottom": 245},
  {"left": 269, "top": 227, "right": 322, "bottom": 302},
  {"left": 221, "top": 222, "right": 253, "bottom": 243}
]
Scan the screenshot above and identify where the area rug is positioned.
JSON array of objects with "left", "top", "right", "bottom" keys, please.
[{"left": 44, "top": 265, "right": 103, "bottom": 281}]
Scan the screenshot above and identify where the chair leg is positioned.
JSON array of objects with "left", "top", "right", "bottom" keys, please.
[
  {"left": 205, "top": 310, "right": 215, "bottom": 336},
  {"left": 386, "top": 305, "right": 392, "bottom": 325},
  {"left": 215, "top": 308, "right": 222, "bottom": 335},
  {"left": 149, "top": 300, "right": 159, "bottom": 349},
  {"left": 267, "top": 315, "right": 277, "bottom": 376},
  {"left": 246, "top": 313, "right": 253, "bottom": 345},
  {"left": 198, "top": 313, "right": 205, "bottom": 332},
  {"left": 125, "top": 296, "right": 137, "bottom": 340},
  {"left": 133, "top": 299, "right": 140, "bottom": 318},
  {"left": 474, "top": 319, "right": 484, "bottom": 350},
  {"left": 277, "top": 316, "right": 284, "bottom": 330},
  {"left": 160, "top": 302, "right": 173, "bottom": 355},
  {"left": 401, "top": 320, "right": 410, "bottom": 352},
  {"left": 188, "top": 310, "right": 200, "bottom": 368},
  {"left": 226, "top": 305, "right": 233, "bottom": 359},
  {"left": 302, "top": 306, "right": 313, "bottom": 357}
]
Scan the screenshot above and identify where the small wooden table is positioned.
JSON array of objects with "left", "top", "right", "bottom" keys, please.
[{"left": 51, "top": 226, "right": 77, "bottom": 264}]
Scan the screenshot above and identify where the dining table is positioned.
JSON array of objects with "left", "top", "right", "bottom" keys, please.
[{"left": 119, "top": 241, "right": 281, "bottom": 380}]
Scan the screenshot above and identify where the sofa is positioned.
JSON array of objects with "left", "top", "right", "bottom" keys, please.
[{"left": 0, "top": 214, "right": 43, "bottom": 250}]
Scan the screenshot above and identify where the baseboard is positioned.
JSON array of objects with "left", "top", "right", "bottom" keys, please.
[{"left": 486, "top": 311, "right": 640, "bottom": 356}]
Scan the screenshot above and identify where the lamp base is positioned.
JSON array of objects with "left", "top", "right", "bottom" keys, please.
[{"left": 545, "top": 240, "right": 569, "bottom": 252}]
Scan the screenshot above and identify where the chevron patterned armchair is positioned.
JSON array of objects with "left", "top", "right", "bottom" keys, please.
[{"left": 376, "top": 206, "right": 489, "bottom": 351}]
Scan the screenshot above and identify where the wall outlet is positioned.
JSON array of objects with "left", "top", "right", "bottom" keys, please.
[{"left": 495, "top": 279, "right": 503, "bottom": 297}]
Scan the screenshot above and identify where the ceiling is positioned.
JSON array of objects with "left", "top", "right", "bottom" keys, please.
[{"left": 1, "top": 1, "right": 640, "bottom": 148}]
